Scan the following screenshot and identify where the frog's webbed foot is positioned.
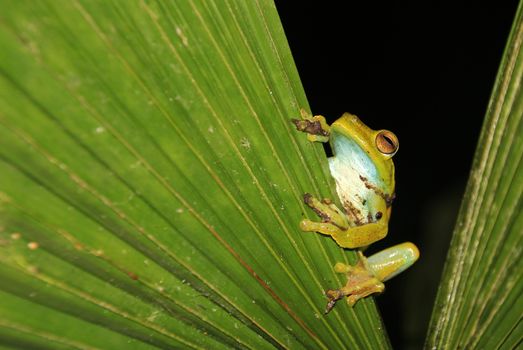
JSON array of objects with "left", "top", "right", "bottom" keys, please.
[
  {"left": 300, "top": 194, "right": 349, "bottom": 237},
  {"left": 291, "top": 109, "right": 330, "bottom": 142},
  {"left": 324, "top": 252, "right": 385, "bottom": 313}
]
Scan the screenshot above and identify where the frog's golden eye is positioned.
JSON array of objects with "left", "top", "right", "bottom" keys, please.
[{"left": 376, "top": 131, "right": 399, "bottom": 155}]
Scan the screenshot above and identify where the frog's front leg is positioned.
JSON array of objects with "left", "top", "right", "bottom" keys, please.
[
  {"left": 300, "top": 193, "right": 349, "bottom": 233},
  {"left": 291, "top": 110, "right": 330, "bottom": 143},
  {"left": 325, "top": 243, "right": 419, "bottom": 313},
  {"left": 300, "top": 193, "right": 388, "bottom": 248}
]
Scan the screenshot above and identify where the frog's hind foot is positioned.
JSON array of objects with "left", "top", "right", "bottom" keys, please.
[
  {"left": 300, "top": 193, "right": 349, "bottom": 237},
  {"left": 324, "top": 253, "right": 385, "bottom": 312}
]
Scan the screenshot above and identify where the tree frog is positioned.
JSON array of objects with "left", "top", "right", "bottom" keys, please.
[{"left": 293, "top": 111, "right": 419, "bottom": 313}]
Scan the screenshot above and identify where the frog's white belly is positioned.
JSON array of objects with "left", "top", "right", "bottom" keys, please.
[{"left": 328, "top": 156, "right": 379, "bottom": 226}]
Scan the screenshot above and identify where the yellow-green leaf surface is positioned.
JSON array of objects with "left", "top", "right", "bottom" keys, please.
[
  {"left": 0, "top": 1, "right": 390, "bottom": 349},
  {"left": 426, "top": 3, "right": 523, "bottom": 349}
]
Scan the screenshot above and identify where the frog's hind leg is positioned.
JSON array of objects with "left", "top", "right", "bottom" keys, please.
[{"left": 300, "top": 193, "right": 349, "bottom": 237}]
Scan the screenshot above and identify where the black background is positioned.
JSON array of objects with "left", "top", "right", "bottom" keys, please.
[{"left": 274, "top": 1, "right": 518, "bottom": 348}]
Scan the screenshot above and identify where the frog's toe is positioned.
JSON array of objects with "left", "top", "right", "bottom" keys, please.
[
  {"left": 333, "top": 262, "right": 351, "bottom": 273},
  {"left": 299, "top": 219, "right": 342, "bottom": 236},
  {"left": 324, "top": 254, "right": 386, "bottom": 311},
  {"left": 303, "top": 193, "right": 319, "bottom": 208},
  {"left": 324, "top": 288, "right": 345, "bottom": 314},
  {"left": 346, "top": 282, "right": 385, "bottom": 307},
  {"left": 303, "top": 193, "right": 349, "bottom": 229},
  {"left": 346, "top": 295, "right": 359, "bottom": 307}
]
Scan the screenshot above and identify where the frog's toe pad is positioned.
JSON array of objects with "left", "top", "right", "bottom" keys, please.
[
  {"left": 324, "top": 289, "right": 345, "bottom": 314},
  {"left": 333, "top": 262, "right": 351, "bottom": 273}
]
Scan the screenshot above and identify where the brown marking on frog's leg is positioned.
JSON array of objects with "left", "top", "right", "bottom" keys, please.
[
  {"left": 364, "top": 210, "right": 383, "bottom": 224},
  {"left": 321, "top": 198, "right": 333, "bottom": 205},
  {"left": 324, "top": 289, "right": 345, "bottom": 314},
  {"left": 292, "top": 118, "right": 330, "bottom": 137},
  {"left": 292, "top": 114, "right": 330, "bottom": 142},
  {"left": 303, "top": 193, "right": 348, "bottom": 230},
  {"left": 303, "top": 193, "right": 329, "bottom": 221},
  {"left": 385, "top": 192, "right": 396, "bottom": 208},
  {"left": 358, "top": 175, "right": 395, "bottom": 207},
  {"left": 342, "top": 200, "right": 365, "bottom": 226}
]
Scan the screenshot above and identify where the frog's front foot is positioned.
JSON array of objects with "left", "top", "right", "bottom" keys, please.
[
  {"left": 300, "top": 193, "right": 349, "bottom": 237},
  {"left": 324, "top": 252, "right": 384, "bottom": 313},
  {"left": 291, "top": 111, "right": 330, "bottom": 142}
]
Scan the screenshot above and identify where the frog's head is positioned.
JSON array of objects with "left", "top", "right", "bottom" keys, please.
[{"left": 330, "top": 113, "right": 399, "bottom": 194}]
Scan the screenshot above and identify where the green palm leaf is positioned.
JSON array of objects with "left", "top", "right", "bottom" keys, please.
[
  {"left": 426, "top": 3, "right": 523, "bottom": 349},
  {"left": 0, "top": 1, "right": 389, "bottom": 349}
]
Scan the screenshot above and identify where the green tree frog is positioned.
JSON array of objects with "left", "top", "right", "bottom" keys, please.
[{"left": 293, "top": 111, "right": 419, "bottom": 313}]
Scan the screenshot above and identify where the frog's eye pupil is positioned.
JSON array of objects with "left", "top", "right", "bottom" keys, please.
[
  {"left": 383, "top": 135, "right": 394, "bottom": 147},
  {"left": 376, "top": 131, "right": 399, "bottom": 155}
]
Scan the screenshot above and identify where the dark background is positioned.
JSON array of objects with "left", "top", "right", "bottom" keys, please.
[{"left": 274, "top": 1, "right": 519, "bottom": 348}]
